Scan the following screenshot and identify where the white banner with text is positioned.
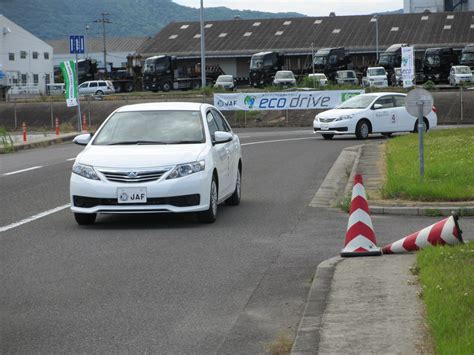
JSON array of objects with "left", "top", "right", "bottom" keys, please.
[{"left": 214, "top": 90, "right": 364, "bottom": 111}]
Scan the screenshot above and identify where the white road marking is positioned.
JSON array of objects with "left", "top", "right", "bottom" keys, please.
[
  {"left": 0, "top": 204, "right": 70, "bottom": 233},
  {"left": 241, "top": 137, "right": 314, "bottom": 146},
  {"left": 66, "top": 158, "right": 76, "bottom": 161},
  {"left": 3, "top": 166, "right": 43, "bottom": 176}
]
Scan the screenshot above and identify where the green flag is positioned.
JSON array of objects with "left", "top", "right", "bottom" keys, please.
[{"left": 60, "top": 60, "right": 78, "bottom": 107}]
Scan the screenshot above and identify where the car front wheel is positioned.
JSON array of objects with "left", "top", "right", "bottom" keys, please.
[
  {"left": 74, "top": 213, "right": 96, "bottom": 225},
  {"left": 198, "top": 177, "right": 218, "bottom": 223},
  {"left": 355, "top": 120, "right": 370, "bottom": 140}
]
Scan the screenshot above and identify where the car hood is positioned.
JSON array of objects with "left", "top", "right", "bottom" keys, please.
[
  {"left": 77, "top": 144, "right": 207, "bottom": 169},
  {"left": 274, "top": 78, "right": 296, "bottom": 82},
  {"left": 317, "top": 108, "right": 365, "bottom": 118}
]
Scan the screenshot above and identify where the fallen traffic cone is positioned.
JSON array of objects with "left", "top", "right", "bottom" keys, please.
[
  {"left": 382, "top": 214, "right": 463, "bottom": 254},
  {"left": 341, "top": 174, "right": 382, "bottom": 257}
]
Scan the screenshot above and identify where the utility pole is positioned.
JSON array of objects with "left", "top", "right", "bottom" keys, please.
[
  {"left": 94, "top": 13, "right": 111, "bottom": 75},
  {"left": 200, "top": 0, "right": 206, "bottom": 89}
]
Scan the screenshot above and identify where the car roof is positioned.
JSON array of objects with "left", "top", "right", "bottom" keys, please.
[
  {"left": 116, "top": 102, "right": 205, "bottom": 112},
  {"left": 360, "top": 92, "right": 406, "bottom": 98}
]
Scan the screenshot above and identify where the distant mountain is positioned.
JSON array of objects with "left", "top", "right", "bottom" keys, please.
[
  {"left": 0, "top": 0, "right": 304, "bottom": 40},
  {"left": 375, "top": 9, "right": 404, "bottom": 15}
]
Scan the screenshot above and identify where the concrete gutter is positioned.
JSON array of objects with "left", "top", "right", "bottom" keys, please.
[{"left": 0, "top": 132, "right": 79, "bottom": 154}]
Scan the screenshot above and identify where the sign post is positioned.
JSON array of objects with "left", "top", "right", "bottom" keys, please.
[
  {"left": 405, "top": 88, "right": 434, "bottom": 178},
  {"left": 67, "top": 35, "right": 85, "bottom": 132}
]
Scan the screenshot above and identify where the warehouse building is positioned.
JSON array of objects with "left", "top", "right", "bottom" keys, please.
[
  {"left": 138, "top": 11, "right": 474, "bottom": 79},
  {"left": 404, "top": 0, "right": 474, "bottom": 13}
]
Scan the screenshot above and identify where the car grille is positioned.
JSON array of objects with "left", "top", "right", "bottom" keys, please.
[
  {"left": 320, "top": 118, "right": 336, "bottom": 123},
  {"left": 73, "top": 194, "right": 200, "bottom": 208},
  {"left": 98, "top": 169, "right": 169, "bottom": 183}
]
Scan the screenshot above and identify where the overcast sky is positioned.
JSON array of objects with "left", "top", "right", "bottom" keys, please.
[{"left": 172, "top": 0, "right": 404, "bottom": 16}]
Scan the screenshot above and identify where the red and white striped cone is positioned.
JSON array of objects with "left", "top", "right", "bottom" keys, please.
[
  {"left": 382, "top": 214, "right": 463, "bottom": 254},
  {"left": 341, "top": 174, "right": 382, "bottom": 257}
]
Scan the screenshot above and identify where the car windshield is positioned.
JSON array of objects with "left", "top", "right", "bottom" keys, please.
[
  {"left": 276, "top": 72, "right": 294, "bottom": 79},
  {"left": 339, "top": 71, "right": 355, "bottom": 78},
  {"left": 250, "top": 56, "right": 263, "bottom": 69},
  {"left": 425, "top": 54, "right": 440, "bottom": 65},
  {"left": 311, "top": 74, "right": 326, "bottom": 79},
  {"left": 455, "top": 67, "right": 472, "bottom": 74},
  {"left": 368, "top": 68, "right": 386, "bottom": 76},
  {"left": 143, "top": 58, "right": 155, "bottom": 73},
  {"left": 461, "top": 53, "right": 474, "bottom": 62},
  {"left": 313, "top": 56, "right": 327, "bottom": 65},
  {"left": 217, "top": 76, "right": 233, "bottom": 83},
  {"left": 337, "top": 95, "right": 376, "bottom": 109},
  {"left": 378, "top": 54, "right": 395, "bottom": 66},
  {"left": 93, "top": 110, "right": 205, "bottom": 145}
]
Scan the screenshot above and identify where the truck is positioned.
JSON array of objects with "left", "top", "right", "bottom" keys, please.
[
  {"left": 423, "top": 47, "right": 457, "bottom": 83},
  {"left": 76, "top": 59, "right": 135, "bottom": 93},
  {"left": 249, "top": 51, "right": 284, "bottom": 87},
  {"left": 312, "top": 47, "right": 352, "bottom": 81},
  {"left": 377, "top": 44, "right": 408, "bottom": 85},
  {"left": 143, "top": 55, "right": 224, "bottom": 92},
  {"left": 459, "top": 44, "right": 474, "bottom": 72}
]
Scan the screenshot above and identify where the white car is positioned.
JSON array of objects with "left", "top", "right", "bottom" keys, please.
[
  {"left": 362, "top": 67, "right": 388, "bottom": 88},
  {"left": 273, "top": 70, "right": 296, "bottom": 86},
  {"left": 214, "top": 75, "right": 236, "bottom": 90},
  {"left": 449, "top": 65, "right": 473, "bottom": 86},
  {"left": 308, "top": 73, "right": 328, "bottom": 86},
  {"left": 78, "top": 80, "right": 115, "bottom": 96},
  {"left": 70, "top": 102, "right": 242, "bottom": 225},
  {"left": 313, "top": 93, "right": 437, "bottom": 140}
]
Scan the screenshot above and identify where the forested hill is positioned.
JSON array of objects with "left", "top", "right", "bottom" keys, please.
[{"left": 0, "top": 0, "right": 304, "bottom": 40}]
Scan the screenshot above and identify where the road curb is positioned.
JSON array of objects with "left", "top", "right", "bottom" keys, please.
[
  {"left": 0, "top": 133, "right": 79, "bottom": 153},
  {"left": 370, "top": 205, "right": 474, "bottom": 216},
  {"left": 291, "top": 256, "right": 343, "bottom": 355}
]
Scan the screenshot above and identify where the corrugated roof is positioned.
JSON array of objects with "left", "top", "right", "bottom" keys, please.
[
  {"left": 47, "top": 37, "right": 148, "bottom": 54},
  {"left": 137, "top": 12, "right": 474, "bottom": 58}
]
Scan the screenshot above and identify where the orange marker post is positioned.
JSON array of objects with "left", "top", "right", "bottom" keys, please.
[
  {"left": 55, "top": 118, "right": 60, "bottom": 136},
  {"left": 22, "top": 122, "right": 27, "bottom": 142}
]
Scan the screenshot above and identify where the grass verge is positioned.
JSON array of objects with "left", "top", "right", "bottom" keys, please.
[
  {"left": 0, "top": 126, "right": 15, "bottom": 153},
  {"left": 383, "top": 128, "right": 474, "bottom": 201},
  {"left": 416, "top": 242, "right": 474, "bottom": 354}
]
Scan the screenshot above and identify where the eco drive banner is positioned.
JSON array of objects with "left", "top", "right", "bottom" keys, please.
[
  {"left": 401, "top": 47, "right": 415, "bottom": 89},
  {"left": 60, "top": 60, "right": 78, "bottom": 107},
  {"left": 214, "top": 90, "right": 364, "bottom": 111}
]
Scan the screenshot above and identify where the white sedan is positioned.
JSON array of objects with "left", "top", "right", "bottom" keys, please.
[
  {"left": 70, "top": 102, "right": 242, "bottom": 225},
  {"left": 313, "top": 93, "right": 437, "bottom": 140}
]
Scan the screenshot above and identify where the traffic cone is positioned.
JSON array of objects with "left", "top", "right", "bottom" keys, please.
[
  {"left": 382, "top": 214, "right": 463, "bottom": 254},
  {"left": 341, "top": 174, "right": 382, "bottom": 257}
]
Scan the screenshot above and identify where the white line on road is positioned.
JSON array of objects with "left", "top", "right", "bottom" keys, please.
[
  {"left": 3, "top": 166, "right": 43, "bottom": 176},
  {"left": 0, "top": 204, "right": 70, "bottom": 233},
  {"left": 241, "top": 137, "right": 314, "bottom": 146},
  {"left": 66, "top": 158, "right": 76, "bottom": 161}
]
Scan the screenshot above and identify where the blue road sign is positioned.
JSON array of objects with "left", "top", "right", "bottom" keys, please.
[{"left": 69, "top": 35, "right": 85, "bottom": 54}]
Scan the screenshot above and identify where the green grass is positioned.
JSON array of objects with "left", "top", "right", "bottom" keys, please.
[
  {"left": 384, "top": 128, "right": 474, "bottom": 201},
  {"left": 417, "top": 242, "right": 474, "bottom": 354}
]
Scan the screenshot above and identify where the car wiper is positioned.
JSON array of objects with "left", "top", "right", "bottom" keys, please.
[
  {"left": 166, "top": 140, "right": 204, "bottom": 144},
  {"left": 106, "top": 140, "right": 168, "bottom": 145}
]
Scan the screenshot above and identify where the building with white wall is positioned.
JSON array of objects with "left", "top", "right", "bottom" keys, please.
[
  {"left": 404, "top": 0, "right": 474, "bottom": 13},
  {"left": 0, "top": 14, "right": 53, "bottom": 94}
]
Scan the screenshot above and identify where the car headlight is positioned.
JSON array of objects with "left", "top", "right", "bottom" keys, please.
[
  {"left": 72, "top": 163, "right": 100, "bottom": 180},
  {"left": 369, "top": 78, "right": 375, "bottom": 81},
  {"left": 336, "top": 114, "right": 354, "bottom": 121},
  {"left": 167, "top": 160, "right": 205, "bottom": 179},
  {"left": 314, "top": 115, "right": 320, "bottom": 122}
]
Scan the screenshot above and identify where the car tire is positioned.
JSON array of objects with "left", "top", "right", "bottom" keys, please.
[
  {"left": 162, "top": 81, "right": 172, "bottom": 92},
  {"left": 95, "top": 90, "right": 104, "bottom": 96},
  {"left": 225, "top": 169, "right": 241, "bottom": 206},
  {"left": 198, "top": 177, "right": 218, "bottom": 223},
  {"left": 321, "top": 134, "right": 334, "bottom": 140},
  {"left": 74, "top": 213, "right": 96, "bottom": 225},
  {"left": 355, "top": 120, "right": 370, "bottom": 140},
  {"left": 413, "top": 118, "right": 429, "bottom": 133}
]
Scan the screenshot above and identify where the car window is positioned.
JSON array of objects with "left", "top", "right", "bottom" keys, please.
[
  {"left": 79, "top": 83, "right": 87, "bottom": 88},
  {"left": 394, "top": 96, "right": 405, "bottom": 108},
  {"left": 374, "top": 96, "right": 394, "bottom": 109},
  {"left": 211, "top": 109, "right": 231, "bottom": 132},
  {"left": 98, "top": 82, "right": 106, "bottom": 87},
  {"left": 206, "top": 111, "right": 219, "bottom": 138},
  {"left": 89, "top": 82, "right": 98, "bottom": 88}
]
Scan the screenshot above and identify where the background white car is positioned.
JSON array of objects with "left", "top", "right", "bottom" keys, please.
[
  {"left": 449, "top": 65, "right": 473, "bottom": 86},
  {"left": 313, "top": 92, "right": 437, "bottom": 140},
  {"left": 307, "top": 73, "right": 328, "bottom": 86},
  {"left": 273, "top": 70, "right": 296, "bottom": 86},
  {"left": 362, "top": 67, "right": 388, "bottom": 87},
  {"left": 70, "top": 102, "right": 242, "bottom": 225},
  {"left": 78, "top": 80, "right": 115, "bottom": 96},
  {"left": 214, "top": 75, "right": 236, "bottom": 90}
]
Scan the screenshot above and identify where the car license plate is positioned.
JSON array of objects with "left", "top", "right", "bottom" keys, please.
[
  {"left": 321, "top": 124, "right": 329, "bottom": 130},
  {"left": 117, "top": 187, "right": 147, "bottom": 204}
]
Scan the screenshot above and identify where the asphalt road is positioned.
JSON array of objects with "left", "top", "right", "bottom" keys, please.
[{"left": 1, "top": 128, "right": 472, "bottom": 353}]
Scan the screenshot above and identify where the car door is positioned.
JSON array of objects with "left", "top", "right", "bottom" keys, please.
[
  {"left": 370, "top": 95, "right": 396, "bottom": 132},
  {"left": 206, "top": 110, "right": 230, "bottom": 198},
  {"left": 393, "top": 95, "right": 414, "bottom": 131}
]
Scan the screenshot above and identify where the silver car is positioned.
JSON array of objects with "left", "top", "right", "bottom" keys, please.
[
  {"left": 78, "top": 80, "right": 115, "bottom": 96},
  {"left": 214, "top": 75, "right": 235, "bottom": 90}
]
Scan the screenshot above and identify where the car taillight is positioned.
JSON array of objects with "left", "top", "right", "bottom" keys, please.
[{"left": 432, "top": 105, "right": 437, "bottom": 113}]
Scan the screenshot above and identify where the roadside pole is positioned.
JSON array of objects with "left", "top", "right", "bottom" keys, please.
[
  {"left": 417, "top": 101, "right": 424, "bottom": 177},
  {"left": 14, "top": 99, "right": 17, "bottom": 128},
  {"left": 460, "top": 85, "right": 464, "bottom": 121},
  {"left": 75, "top": 52, "right": 82, "bottom": 132},
  {"left": 50, "top": 96, "right": 54, "bottom": 129}
]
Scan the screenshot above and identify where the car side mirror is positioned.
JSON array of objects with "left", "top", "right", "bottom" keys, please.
[
  {"left": 373, "top": 104, "right": 383, "bottom": 110},
  {"left": 213, "top": 131, "right": 233, "bottom": 145},
  {"left": 73, "top": 133, "right": 92, "bottom": 146}
]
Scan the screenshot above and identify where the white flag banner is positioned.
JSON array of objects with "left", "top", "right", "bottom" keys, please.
[
  {"left": 214, "top": 90, "right": 364, "bottom": 111},
  {"left": 401, "top": 47, "right": 415, "bottom": 89}
]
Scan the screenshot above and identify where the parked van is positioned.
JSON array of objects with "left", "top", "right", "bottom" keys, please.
[{"left": 362, "top": 67, "right": 388, "bottom": 87}]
